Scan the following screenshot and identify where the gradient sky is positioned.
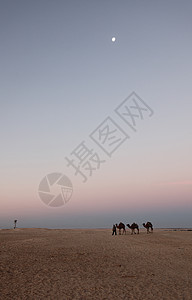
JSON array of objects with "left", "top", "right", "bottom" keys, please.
[{"left": 1, "top": 0, "right": 191, "bottom": 229}]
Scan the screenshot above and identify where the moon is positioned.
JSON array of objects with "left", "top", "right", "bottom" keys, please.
[{"left": 112, "top": 37, "right": 116, "bottom": 42}]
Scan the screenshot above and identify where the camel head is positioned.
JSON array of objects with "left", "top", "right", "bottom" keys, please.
[
  {"left": 126, "top": 224, "right": 131, "bottom": 228},
  {"left": 143, "top": 223, "right": 146, "bottom": 227}
]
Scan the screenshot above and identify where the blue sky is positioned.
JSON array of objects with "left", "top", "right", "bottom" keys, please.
[{"left": 0, "top": 0, "right": 192, "bottom": 229}]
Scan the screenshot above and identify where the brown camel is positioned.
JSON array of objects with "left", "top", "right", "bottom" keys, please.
[
  {"left": 143, "top": 222, "right": 153, "bottom": 233},
  {"left": 116, "top": 222, "right": 126, "bottom": 235},
  {"left": 127, "top": 223, "right": 139, "bottom": 234}
]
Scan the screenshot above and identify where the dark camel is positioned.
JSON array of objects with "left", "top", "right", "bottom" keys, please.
[
  {"left": 127, "top": 223, "right": 139, "bottom": 234},
  {"left": 143, "top": 222, "right": 153, "bottom": 233},
  {"left": 116, "top": 222, "right": 126, "bottom": 235}
]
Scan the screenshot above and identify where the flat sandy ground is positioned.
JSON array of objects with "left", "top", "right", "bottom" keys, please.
[{"left": 0, "top": 228, "right": 192, "bottom": 300}]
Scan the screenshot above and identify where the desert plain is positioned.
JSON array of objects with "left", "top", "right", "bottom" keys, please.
[{"left": 0, "top": 228, "right": 192, "bottom": 300}]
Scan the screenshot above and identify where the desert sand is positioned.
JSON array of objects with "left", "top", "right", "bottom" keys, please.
[{"left": 0, "top": 228, "right": 192, "bottom": 300}]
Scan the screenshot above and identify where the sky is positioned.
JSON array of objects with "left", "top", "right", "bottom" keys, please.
[{"left": 0, "top": 0, "right": 191, "bottom": 229}]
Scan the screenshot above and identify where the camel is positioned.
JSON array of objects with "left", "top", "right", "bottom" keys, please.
[
  {"left": 143, "top": 222, "right": 153, "bottom": 233},
  {"left": 116, "top": 222, "right": 126, "bottom": 235},
  {"left": 127, "top": 223, "right": 139, "bottom": 234}
]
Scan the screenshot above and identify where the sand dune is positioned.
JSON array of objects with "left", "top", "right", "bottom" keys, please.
[{"left": 0, "top": 228, "right": 192, "bottom": 299}]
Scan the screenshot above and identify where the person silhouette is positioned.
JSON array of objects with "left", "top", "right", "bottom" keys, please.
[
  {"left": 112, "top": 224, "right": 117, "bottom": 235},
  {"left": 14, "top": 220, "right": 17, "bottom": 229}
]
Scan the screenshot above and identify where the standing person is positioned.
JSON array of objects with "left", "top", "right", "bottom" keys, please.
[
  {"left": 14, "top": 220, "right": 17, "bottom": 229},
  {"left": 112, "top": 224, "right": 117, "bottom": 235}
]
